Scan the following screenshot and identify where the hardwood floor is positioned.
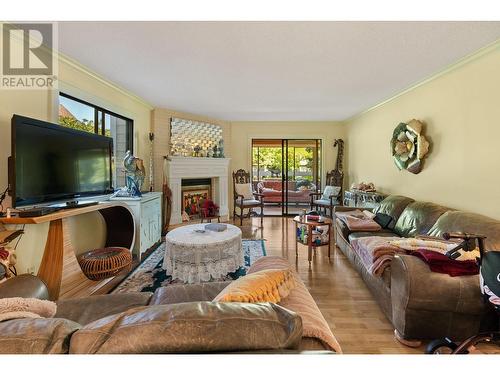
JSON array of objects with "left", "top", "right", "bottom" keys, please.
[{"left": 239, "top": 216, "right": 500, "bottom": 354}]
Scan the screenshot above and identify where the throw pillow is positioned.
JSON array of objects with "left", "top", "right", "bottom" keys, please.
[
  {"left": 235, "top": 183, "right": 254, "bottom": 200},
  {"left": 321, "top": 185, "right": 341, "bottom": 201},
  {"left": 213, "top": 268, "right": 296, "bottom": 303},
  {"left": 374, "top": 213, "right": 393, "bottom": 229}
]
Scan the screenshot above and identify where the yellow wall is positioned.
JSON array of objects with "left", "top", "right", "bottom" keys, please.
[
  {"left": 345, "top": 43, "right": 500, "bottom": 219},
  {"left": 0, "top": 46, "right": 153, "bottom": 274}
]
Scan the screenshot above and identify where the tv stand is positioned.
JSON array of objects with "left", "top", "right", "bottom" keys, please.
[
  {"left": 51, "top": 200, "right": 99, "bottom": 209},
  {"left": 0, "top": 202, "right": 135, "bottom": 300}
]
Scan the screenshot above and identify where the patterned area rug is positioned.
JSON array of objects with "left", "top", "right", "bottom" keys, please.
[{"left": 111, "top": 239, "right": 266, "bottom": 294}]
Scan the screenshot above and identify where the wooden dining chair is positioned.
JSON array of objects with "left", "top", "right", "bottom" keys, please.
[{"left": 232, "top": 169, "right": 264, "bottom": 226}]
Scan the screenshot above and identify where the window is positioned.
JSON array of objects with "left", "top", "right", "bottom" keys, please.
[{"left": 58, "top": 93, "right": 133, "bottom": 188}]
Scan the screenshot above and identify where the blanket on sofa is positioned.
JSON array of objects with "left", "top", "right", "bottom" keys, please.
[
  {"left": 389, "top": 238, "right": 480, "bottom": 261},
  {"left": 410, "top": 250, "right": 479, "bottom": 277},
  {"left": 350, "top": 236, "right": 403, "bottom": 276},
  {"left": 336, "top": 210, "right": 381, "bottom": 232},
  {"left": 0, "top": 297, "right": 56, "bottom": 322}
]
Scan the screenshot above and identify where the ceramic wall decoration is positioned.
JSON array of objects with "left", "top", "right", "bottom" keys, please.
[
  {"left": 390, "top": 119, "right": 430, "bottom": 174},
  {"left": 170, "top": 117, "right": 223, "bottom": 158}
]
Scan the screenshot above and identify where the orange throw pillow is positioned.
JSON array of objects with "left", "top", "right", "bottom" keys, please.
[{"left": 213, "top": 269, "right": 296, "bottom": 303}]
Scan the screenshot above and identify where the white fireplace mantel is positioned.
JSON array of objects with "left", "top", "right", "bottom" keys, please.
[{"left": 166, "top": 156, "right": 231, "bottom": 225}]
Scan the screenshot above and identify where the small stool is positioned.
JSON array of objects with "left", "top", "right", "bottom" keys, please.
[{"left": 78, "top": 247, "right": 132, "bottom": 281}]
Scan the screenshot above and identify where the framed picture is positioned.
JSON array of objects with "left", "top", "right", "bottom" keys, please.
[{"left": 182, "top": 188, "right": 210, "bottom": 218}]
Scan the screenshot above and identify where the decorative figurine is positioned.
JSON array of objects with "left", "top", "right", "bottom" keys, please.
[
  {"left": 218, "top": 139, "right": 225, "bottom": 158},
  {"left": 120, "top": 150, "right": 146, "bottom": 197},
  {"left": 194, "top": 145, "right": 202, "bottom": 157}
]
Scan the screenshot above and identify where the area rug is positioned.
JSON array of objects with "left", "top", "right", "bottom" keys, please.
[{"left": 111, "top": 239, "right": 266, "bottom": 294}]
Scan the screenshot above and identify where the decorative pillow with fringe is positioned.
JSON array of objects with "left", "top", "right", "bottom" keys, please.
[
  {"left": 213, "top": 269, "right": 296, "bottom": 303},
  {"left": 0, "top": 297, "right": 57, "bottom": 322}
]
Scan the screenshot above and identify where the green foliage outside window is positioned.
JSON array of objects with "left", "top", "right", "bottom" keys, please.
[
  {"left": 252, "top": 146, "right": 314, "bottom": 181},
  {"left": 59, "top": 116, "right": 111, "bottom": 137}
]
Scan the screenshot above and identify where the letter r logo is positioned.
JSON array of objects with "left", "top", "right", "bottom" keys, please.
[{"left": 2, "top": 23, "right": 53, "bottom": 75}]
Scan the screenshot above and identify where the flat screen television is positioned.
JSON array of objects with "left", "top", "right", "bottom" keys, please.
[{"left": 10, "top": 114, "right": 114, "bottom": 207}]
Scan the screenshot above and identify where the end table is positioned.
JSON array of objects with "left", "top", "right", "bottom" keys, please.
[{"left": 293, "top": 215, "right": 332, "bottom": 263}]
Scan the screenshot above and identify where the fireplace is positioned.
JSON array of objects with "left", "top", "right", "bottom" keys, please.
[
  {"left": 166, "top": 156, "right": 230, "bottom": 225},
  {"left": 181, "top": 178, "right": 211, "bottom": 219}
]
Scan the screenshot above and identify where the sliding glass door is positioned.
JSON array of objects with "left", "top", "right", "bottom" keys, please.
[{"left": 252, "top": 139, "right": 322, "bottom": 216}]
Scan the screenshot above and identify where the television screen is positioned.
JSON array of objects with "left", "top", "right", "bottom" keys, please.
[{"left": 11, "top": 115, "right": 113, "bottom": 207}]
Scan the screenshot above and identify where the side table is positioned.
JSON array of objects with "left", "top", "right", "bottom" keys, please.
[
  {"left": 293, "top": 216, "right": 332, "bottom": 263},
  {"left": 110, "top": 192, "right": 163, "bottom": 259}
]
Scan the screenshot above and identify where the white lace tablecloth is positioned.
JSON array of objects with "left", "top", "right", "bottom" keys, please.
[{"left": 163, "top": 223, "right": 244, "bottom": 283}]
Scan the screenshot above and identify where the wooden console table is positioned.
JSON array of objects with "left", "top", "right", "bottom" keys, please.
[{"left": 0, "top": 203, "right": 135, "bottom": 300}]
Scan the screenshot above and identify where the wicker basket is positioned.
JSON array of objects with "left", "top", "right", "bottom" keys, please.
[{"left": 77, "top": 247, "right": 132, "bottom": 281}]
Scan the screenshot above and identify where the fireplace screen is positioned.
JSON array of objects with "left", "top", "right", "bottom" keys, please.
[{"left": 182, "top": 187, "right": 210, "bottom": 218}]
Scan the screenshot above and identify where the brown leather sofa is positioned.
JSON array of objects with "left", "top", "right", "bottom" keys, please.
[
  {"left": 334, "top": 195, "right": 500, "bottom": 344},
  {"left": 0, "top": 261, "right": 336, "bottom": 354}
]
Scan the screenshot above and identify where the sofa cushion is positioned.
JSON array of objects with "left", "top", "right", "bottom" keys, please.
[
  {"left": 0, "top": 318, "right": 81, "bottom": 354},
  {"left": 150, "top": 281, "right": 231, "bottom": 305},
  {"left": 235, "top": 183, "right": 254, "bottom": 199},
  {"left": 321, "top": 185, "right": 341, "bottom": 201},
  {"left": 314, "top": 198, "right": 340, "bottom": 206},
  {"left": 241, "top": 199, "right": 261, "bottom": 206},
  {"left": 394, "top": 201, "right": 450, "bottom": 237},
  {"left": 374, "top": 195, "right": 414, "bottom": 230},
  {"left": 55, "top": 292, "right": 152, "bottom": 326},
  {"left": 261, "top": 187, "right": 281, "bottom": 196},
  {"left": 69, "top": 302, "right": 302, "bottom": 354},
  {"left": 427, "top": 211, "right": 500, "bottom": 250}
]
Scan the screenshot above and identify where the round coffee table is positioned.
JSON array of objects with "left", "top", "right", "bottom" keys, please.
[{"left": 163, "top": 223, "right": 244, "bottom": 283}]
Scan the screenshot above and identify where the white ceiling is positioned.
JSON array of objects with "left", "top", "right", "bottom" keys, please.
[{"left": 58, "top": 22, "right": 500, "bottom": 121}]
